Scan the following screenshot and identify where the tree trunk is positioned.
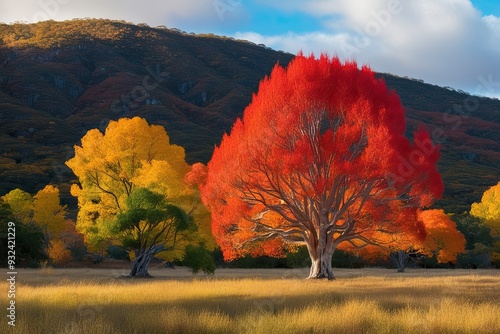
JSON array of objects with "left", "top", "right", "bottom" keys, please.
[
  {"left": 390, "top": 251, "right": 410, "bottom": 273},
  {"left": 128, "top": 245, "right": 164, "bottom": 277},
  {"left": 308, "top": 250, "right": 335, "bottom": 280},
  {"left": 305, "top": 227, "right": 335, "bottom": 280}
]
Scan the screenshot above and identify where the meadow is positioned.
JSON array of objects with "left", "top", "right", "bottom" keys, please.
[{"left": 1, "top": 267, "right": 499, "bottom": 333}]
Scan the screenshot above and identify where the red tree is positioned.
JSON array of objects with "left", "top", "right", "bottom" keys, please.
[{"left": 197, "top": 54, "right": 443, "bottom": 279}]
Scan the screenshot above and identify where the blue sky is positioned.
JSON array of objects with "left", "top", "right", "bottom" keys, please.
[
  {"left": 1, "top": 0, "right": 499, "bottom": 98},
  {"left": 472, "top": 0, "right": 500, "bottom": 16}
]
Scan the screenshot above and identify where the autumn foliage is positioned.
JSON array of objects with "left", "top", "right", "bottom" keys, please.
[
  {"left": 471, "top": 181, "right": 500, "bottom": 265},
  {"left": 347, "top": 209, "right": 466, "bottom": 267},
  {"left": 66, "top": 116, "right": 191, "bottom": 247},
  {"left": 471, "top": 181, "right": 500, "bottom": 224},
  {"left": 198, "top": 54, "right": 443, "bottom": 279},
  {"left": 66, "top": 117, "right": 214, "bottom": 276},
  {"left": 32, "top": 185, "right": 67, "bottom": 238},
  {"left": 1, "top": 185, "right": 78, "bottom": 265},
  {"left": 419, "top": 210, "right": 466, "bottom": 263}
]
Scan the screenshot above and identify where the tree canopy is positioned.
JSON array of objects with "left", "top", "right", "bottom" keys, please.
[
  {"left": 197, "top": 54, "right": 443, "bottom": 279},
  {"left": 418, "top": 209, "right": 466, "bottom": 263},
  {"left": 471, "top": 181, "right": 500, "bottom": 266},
  {"left": 2, "top": 189, "right": 34, "bottom": 225},
  {"left": 32, "top": 185, "right": 67, "bottom": 239},
  {"left": 66, "top": 117, "right": 213, "bottom": 276},
  {"left": 471, "top": 181, "right": 500, "bottom": 224},
  {"left": 356, "top": 209, "right": 466, "bottom": 271},
  {"left": 115, "top": 187, "right": 195, "bottom": 276}
]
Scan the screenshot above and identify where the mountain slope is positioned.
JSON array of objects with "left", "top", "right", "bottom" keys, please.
[{"left": 0, "top": 19, "right": 499, "bottom": 213}]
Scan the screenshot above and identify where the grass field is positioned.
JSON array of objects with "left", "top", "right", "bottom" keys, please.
[{"left": 1, "top": 267, "right": 499, "bottom": 333}]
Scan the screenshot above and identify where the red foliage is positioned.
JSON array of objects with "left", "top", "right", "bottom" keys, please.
[
  {"left": 200, "top": 54, "right": 443, "bottom": 273},
  {"left": 184, "top": 162, "right": 208, "bottom": 187}
]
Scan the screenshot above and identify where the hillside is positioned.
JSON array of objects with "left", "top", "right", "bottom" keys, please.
[{"left": 0, "top": 19, "right": 499, "bottom": 213}]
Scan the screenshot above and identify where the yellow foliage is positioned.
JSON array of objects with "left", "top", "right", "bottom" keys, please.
[
  {"left": 33, "top": 185, "right": 67, "bottom": 237},
  {"left": 471, "top": 181, "right": 500, "bottom": 223},
  {"left": 133, "top": 160, "right": 190, "bottom": 200},
  {"left": 3, "top": 186, "right": 73, "bottom": 262},
  {"left": 69, "top": 183, "right": 81, "bottom": 197},
  {"left": 65, "top": 117, "right": 215, "bottom": 254},
  {"left": 66, "top": 117, "right": 187, "bottom": 209},
  {"left": 471, "top": 181, "right": 500, "bottom": 266},
  {"left": 1, "top": 188, "right": 33, "bottom": 224}
]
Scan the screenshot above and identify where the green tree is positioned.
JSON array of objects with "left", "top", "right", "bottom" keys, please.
[
  {"left": 451, "top": 213, "right": 493, "bottom": 250},
  {"left": 183, "top": 242, "right": 216, "bottom": 275},
  {"left": 1, "top": 189, "right": 33, "bottom": 224},
  {"left": 0, "top": 200, "right": 48, "bottom": 267},
  {"left": 115, "top": 188, "right": 195, "bottom": 277}
]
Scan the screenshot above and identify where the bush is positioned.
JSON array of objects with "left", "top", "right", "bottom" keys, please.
[
  {"left": 107, "top": 245, "right": 130, "bottom": 261},
  {"left": 48, "top": 240, "right": 72, "bottom": 266},
  {"left": 456, "top": 243, "right": 492, "bottom": 268},
  {"left": 227, "top": 247, "right": 366, "bottom": 269},
  {"left": 228, "top": 255, "right": 287, "bottom": 268},
  {"left": 0, "top": 219, "right": 49, "bottom": 268},
  {"left": 183, "top": 243, "right": 216, "bottom": 275},
  {"left": 332, "top": 250, "right": 365, "bottom": 268},
  {"left": 286, "top": 246, "right": 311, "bottom": 268}
]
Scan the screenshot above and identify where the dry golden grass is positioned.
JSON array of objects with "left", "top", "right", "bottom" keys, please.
[{"left": 1, "top": 268, "right": 499, "bottom": 333}]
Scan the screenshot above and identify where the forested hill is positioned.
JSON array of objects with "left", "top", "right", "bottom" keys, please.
[{"left": 0, "top": 19, "right": 499, "bottom": 213}]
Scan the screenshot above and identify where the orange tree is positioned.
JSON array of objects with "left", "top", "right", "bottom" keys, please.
[
  {"left": 355, "top": 209, "right": 465, "bottom": 271},
  {"left": 196, "top": 54, "right": 443, "bottom": 279},
  {"left": 418, "top": 210, "right": 466, "bottom": 264}
]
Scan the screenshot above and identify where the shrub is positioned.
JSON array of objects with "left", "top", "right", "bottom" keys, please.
[
  {"left": 183, "top": 243, "right": 216, "bottom": 275},
  {"left": 48, "top": 240, "right": 72, "bottom": 265},
  {"left": 107, "top": 245, "right": 130, "bottom": 261},
  {"left": 286, "top": 246, "right": 311, "bottom": 268}
]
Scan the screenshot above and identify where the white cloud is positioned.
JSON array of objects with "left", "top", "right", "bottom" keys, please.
[
  {"left": 246, "top": 0, "right": 500, "bottom": 98},
  {"left": 234, "top": 31, "right": 350, "bottom": 56},
  {"left": 0, "top": 0, "right": 247, "bottom": 31},
  {"left": 484, "top": 14, "right": 500, "bottom": 33},
  {"left": 1, "top": 0, "right": 498, "bottom": 98}
]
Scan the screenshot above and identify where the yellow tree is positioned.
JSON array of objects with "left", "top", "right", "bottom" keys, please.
[
  {"left": 1, "top": 189, "right": 33, "bottom": 224},
  {"left": 471, "top": 181, "right": 500, "bottom": 265},
  {"left": 66, "top": 117, "right": 213, "bottom": 276},
  {"left": 33, "top": 185, "right": 67, "bottom": 239},
  {"left": 33, "top": 185, "right": 71, "bottom": 265}
]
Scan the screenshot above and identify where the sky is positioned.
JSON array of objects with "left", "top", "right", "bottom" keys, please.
[{"left": 0, "top": 0, "right": 499, "bottom": 99}]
